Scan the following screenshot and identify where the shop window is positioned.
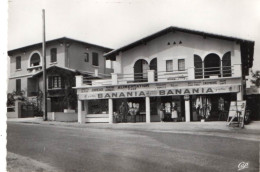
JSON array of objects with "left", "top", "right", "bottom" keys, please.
[
  {"left": 166, "top": 60, "right": 173, "bottom": 72},
  {"left": 178, "top": 59, "right": 185, "bottom": 71},
  {"left": 92, "top": 52, "right": 99, "bottom": 66},
  {"left": 194, "top": 55, "right": 203, "bottom": 79},
  {"left": 88, "top": 99, "right": 108, "bottom": 114},
  {"left": 16, "top": 79, "right": 21, "bottom": 92},
  {"left": 30, "top": 53, "right": 41, "bottom": 67},
  {"left": 48, "top": 76, "right": 64, "bottom": 89},
  {"left": 84, "top": 53, "right": 89, "bottom": 62},
  {"left": 222, "top": 51, "right": 232, "bottom": 77},
  {"left": 50, "top": 48, "right": 57, "bottom": 63},
  {"left": 16, "top": 56, "right": 21, "bottom": 69}
]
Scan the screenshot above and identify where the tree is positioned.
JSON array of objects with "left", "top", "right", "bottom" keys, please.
[{"left": 251, "top": 70, "right": 260, "bottom": 87}]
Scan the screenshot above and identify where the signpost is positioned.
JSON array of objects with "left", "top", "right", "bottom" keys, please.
[{"left": 227, "top": 101, "right": 246, "bottom": 128}]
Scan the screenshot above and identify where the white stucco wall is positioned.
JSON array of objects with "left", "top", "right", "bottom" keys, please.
[{"left": 114, "top": 31, "right": 242, "bottom": 79}]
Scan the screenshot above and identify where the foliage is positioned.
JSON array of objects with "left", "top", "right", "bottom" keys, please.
[
  {"left": 7, "top": 90, "right": 26, "bottom": 107},
  {"left": 251, "top": 70, "right": 260, "bottom": 87}
]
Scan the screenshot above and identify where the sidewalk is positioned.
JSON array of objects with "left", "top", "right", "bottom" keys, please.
[{"left": 7, "top": 117, "right": 260, "bottom": 142}]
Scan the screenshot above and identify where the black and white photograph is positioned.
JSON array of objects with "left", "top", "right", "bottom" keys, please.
[{"left": 1, "top": 0, "right": 260, "bottom": 171}]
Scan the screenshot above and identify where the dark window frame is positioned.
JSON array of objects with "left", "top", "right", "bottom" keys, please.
[
  {"left": 92, "top": 52, "right": 99, "bottom": 66},
  {"left": 30, "top": 53, "right": 41, "bottom": 67},
  {"left": 16, "top": 79, "right": 21, "bottom": 92},
  {"left": 178, "top": 59, "right": 185, "bottom": 71},
  {"left": 50, "top": 48, "right": 57, "bottom": 63},
  {"left": 16, "top": 56, "right": 21, "bottom": 69},
  {"left": 48, "top": 76, "right": 64, "bottom": 89},
  {"left": 84, "top": 53, "right": 89, "bottom": 62},
  {"left": 166, "top": 60, "right": 173, "bottom": 72}
]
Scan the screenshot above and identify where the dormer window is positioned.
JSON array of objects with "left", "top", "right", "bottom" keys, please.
[{"left": 30, "top": 53, "right": 41, "bottom": 67}]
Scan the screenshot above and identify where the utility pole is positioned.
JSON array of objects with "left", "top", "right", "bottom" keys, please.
[{"left": 42, "top": 9, "right": 47, "bottom": 121}]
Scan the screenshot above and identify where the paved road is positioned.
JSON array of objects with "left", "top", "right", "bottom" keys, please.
[{"left": 7, "top": 122, "right": 259, "bottom": 172}]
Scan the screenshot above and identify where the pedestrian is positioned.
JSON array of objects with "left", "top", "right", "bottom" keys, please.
[
  {"left": 159, "top": 103, "right": 165, "bottom": 122},
  {"left": 119, "top": 102, "right": 129, "bottom": 122},
  {"left": 171, "top": 102, "right": 178, "bottom": 122}
]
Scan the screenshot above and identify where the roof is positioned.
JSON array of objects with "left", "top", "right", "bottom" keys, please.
[
  {"left": 31, "top": 65, "right": 104, "bottom": 78},
  {"left": 104, "top": 26, "right": 254, "bottom": 59},
  {"left": 31, "top": 65, "right": 77, "bottom": 77},
  {"left": 8, "top": 37, "right": 113, "bottom": 56}
]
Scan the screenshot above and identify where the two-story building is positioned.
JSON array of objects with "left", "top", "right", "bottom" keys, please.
[
  {"left": 75, "top": 26, "right": 254, "bottom": 123},
  {"left": 8, "top": 37, "right": 112, "bottom": 112}
]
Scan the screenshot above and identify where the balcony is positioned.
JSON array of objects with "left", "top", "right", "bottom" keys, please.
[{"left": 76, "top": 64, "right": 241, "bottom": 88}]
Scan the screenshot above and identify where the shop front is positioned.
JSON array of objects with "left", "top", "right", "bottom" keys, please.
[{"left": 76, "top": 77, "right": 243, "bottom": 123}]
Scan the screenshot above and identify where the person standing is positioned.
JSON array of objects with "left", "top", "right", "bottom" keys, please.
[
  {"left": 119, "top": 102, "right": 129, "bottom": 122},
  {"left": 159, "top": 103, "right": 165, "bottom": 122},
  {"left": 171, "top": 102, "right": 178, "bottom": 122}
]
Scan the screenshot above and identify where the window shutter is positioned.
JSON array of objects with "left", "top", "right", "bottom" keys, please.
[
  {"left": 48, "top": 76, "right": 53, "bottom": 89},
  {"left": 51, "top": 48, "right": 57, "bottom": 63},
  {"left": 16, "top": 79, "right": 21, "bottom": 92},
  {"left": 16, "top": 56, "right": 21, "bottom": 69},
  {"left": 61, "top": 77, "right": 65, "bottom": 88},
  {"left": 92, "top": 52, "right": 99, "bottom": 66}
]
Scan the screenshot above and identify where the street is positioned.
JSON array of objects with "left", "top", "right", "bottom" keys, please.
[{"left": 7, "top": 122, "right": 259, "bottom": 172}]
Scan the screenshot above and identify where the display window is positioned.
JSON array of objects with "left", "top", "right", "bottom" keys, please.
[{"left": 190, "top": 93, "right": 236, "bottom": 121}]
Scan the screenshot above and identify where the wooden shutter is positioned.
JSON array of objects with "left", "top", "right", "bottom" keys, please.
[
  {"left": 16, "top": 56, "right": 21, "bottom": 69},
  {"left": 48, "top": 76, "right": 53, "bottom": 89},
  {"left": 16, "top": 79, "right": 21, "bottom": 92}
]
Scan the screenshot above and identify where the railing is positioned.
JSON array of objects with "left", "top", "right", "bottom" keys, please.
[
  {"left": 76, "top": 65, "right": 241, "bottom": 87},
  {"left": 195, "top": 66, "right": 234, "bottom": 79},
  {"left": 80, "top": 69, "right": 188, "bottom": 86}
]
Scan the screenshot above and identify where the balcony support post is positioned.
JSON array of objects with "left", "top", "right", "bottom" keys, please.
[
  {"left": 147, "top": 70, "right": 155, "bottom": 82},
  {"left": 111, "top": 73, "right": 118, "bottom": 85},
  {"left": 76, "top": 75, "right": 83, "bottom": 87}
]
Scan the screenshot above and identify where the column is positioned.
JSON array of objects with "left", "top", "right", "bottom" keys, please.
[
  {"left": 78, "top": 100, "right": 85, "bottom": 124},
  {"left": 237, "top": 85, "right": 243, "bottom": 101},
  {"left": 145, "top": 96, "right": 151, "bottom": 123},
  {"left": 84, "top": 100, "right": 88, "bottom": 117},
  {"left": 111, "top": 73, "right": 118, "bottom": 85},
  {"left": 108, "top": 99, "right": 113, "bottom": 124},
  {"left": 185, "top": 98, "right": 190, "bottom": 122},
  {"left": 76, "top": 75, "right": 83, "bottom": 87},
  {"left": 147, "top": 70, "right": 155, "bottom": 82}
]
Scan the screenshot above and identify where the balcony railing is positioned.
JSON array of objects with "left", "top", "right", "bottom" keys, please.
[{"left": 76, "top": 64, "right": 241, "bottom": 87}]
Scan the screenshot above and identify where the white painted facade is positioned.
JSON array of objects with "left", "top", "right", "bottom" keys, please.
[
  {"left": 74, "top": 27, "right": 254, "bottom": 124},
  {"left": 113, "top": 31, "right": 242, "bottom": 80}
]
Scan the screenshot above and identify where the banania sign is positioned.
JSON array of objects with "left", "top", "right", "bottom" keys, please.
[{"left": 78, "top": 85, "right": 240, "bottom": 100}]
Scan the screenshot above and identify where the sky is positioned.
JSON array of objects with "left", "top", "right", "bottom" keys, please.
[{"left": 7, "top": 0, "right": 260, "bottom": 70}]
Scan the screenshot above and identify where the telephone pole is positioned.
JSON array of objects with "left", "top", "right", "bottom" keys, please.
[{"left": 42, "top": 9, "right": 47, "bottom": 121}]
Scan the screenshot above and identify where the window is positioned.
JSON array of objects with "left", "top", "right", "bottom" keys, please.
[
  {"left": 48, "top": 76, "right": 64, "bottom": 89},
  {"left": 92, "top": 52, "right": 99, "bottom": 66},
  {"left": 16, "top": 56, "right": 21, "bottom": 69},
  {"left": 166, "top": 60, "right": 173, "bottom": 72},
  {"left": 16, "top": 79, "right": 21, "bottom": 92},
  {"left": 84, "top": 53, "right": 89, "bottom": 62},
  {"left": 178, "top": 59, "right": 185, "bottom": 71},
  {"left": 30, "top": 53, "right": 41, "bottom": 67},
  {"left": 50, "top": 48, "right": 57, "bottom": 63}
]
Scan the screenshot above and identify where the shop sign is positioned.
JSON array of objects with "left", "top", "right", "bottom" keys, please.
[
  {"left": 78, "top": 78, "right": 240, "bottom": 94},
  {"left": 78, "top": 85, "right": 240, "bottom": 100}
]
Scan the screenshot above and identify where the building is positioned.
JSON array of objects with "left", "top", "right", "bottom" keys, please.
[
  {"left": 8, "top": 37, "right": 113, "bottom": 113},
  {"left": 74, "top": 26, "right": 254, "bottom": 123}
]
